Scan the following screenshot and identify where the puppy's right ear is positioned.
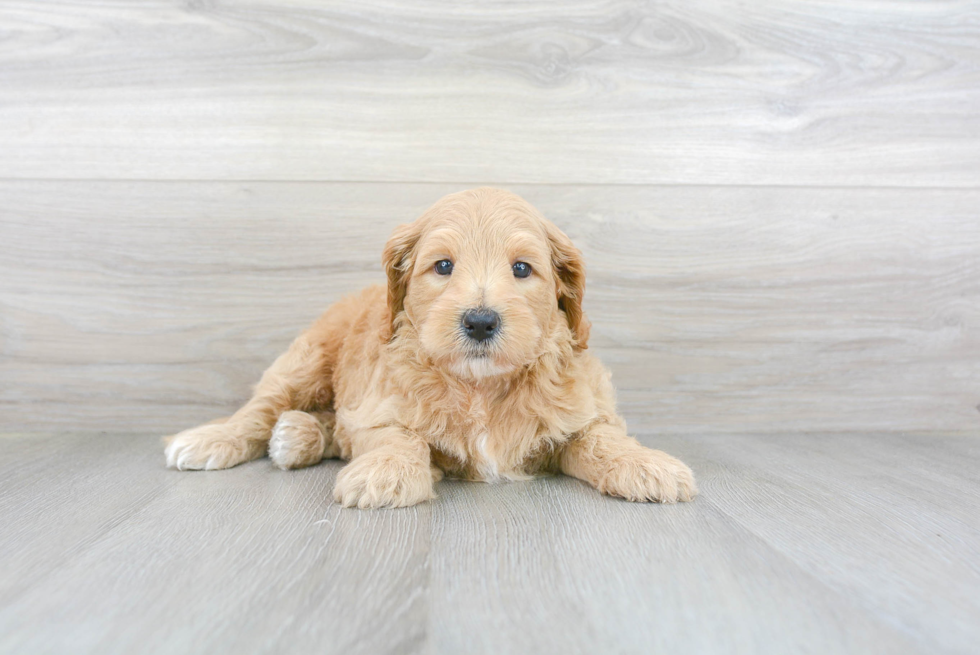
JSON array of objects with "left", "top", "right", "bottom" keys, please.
[{"left": 381, "top": 221, "right": 421, "bottom": 341}]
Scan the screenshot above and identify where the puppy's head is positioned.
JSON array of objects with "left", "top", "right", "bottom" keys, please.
[{"left": 382, "top": 188, "right": 589, "bottom": 380}]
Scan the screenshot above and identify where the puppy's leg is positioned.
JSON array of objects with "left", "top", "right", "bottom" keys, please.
[
  {"left": 560, "top": 422, "right": 697, "bottom": 503},
  {"left": 269, "top": 410, "right": 339, "bottom": 470},
  {"left": 333, "top": 427, "right": 436, "bottom": 509},
  {"left": 165, "top": 335, "right": 328, "bottom": 471}
]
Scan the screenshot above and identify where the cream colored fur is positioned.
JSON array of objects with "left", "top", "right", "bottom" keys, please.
[{"left": 164, "top": 188, "right": 697, "bottom": 508}]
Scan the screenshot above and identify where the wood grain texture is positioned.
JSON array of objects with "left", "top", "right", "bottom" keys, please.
[
  {"left": 2, "top": 181, "right": 978, "bottom": 434},
  {"left": 1, "top": 1, "right": 978, "bottom": 185},
  {"left": 1, "top": 431, "right": 977, "bottom": 654},
  {"left": 0, "top": 432, "right": 430, "bottom": 655}
]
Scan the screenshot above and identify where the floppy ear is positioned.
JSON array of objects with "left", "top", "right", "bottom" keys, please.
[
  {"left": 546, "top": 223, "right": 590, "bottom": 350},
  {"left": 381, "top": 221, "right": 421, "bottom": 341}
]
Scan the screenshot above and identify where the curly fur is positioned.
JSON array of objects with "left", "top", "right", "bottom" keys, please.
[{"left": 164, "top": 188, "right": 697, "bottom": 508}]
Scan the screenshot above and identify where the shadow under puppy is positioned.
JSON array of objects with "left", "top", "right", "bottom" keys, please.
[{"left": 165, "top": 188, "right": 697, "bottom": 508}]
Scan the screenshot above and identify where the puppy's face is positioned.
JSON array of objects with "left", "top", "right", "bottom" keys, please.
[{"left": 383, "top": 189, "right": 589, "bottom": 380}]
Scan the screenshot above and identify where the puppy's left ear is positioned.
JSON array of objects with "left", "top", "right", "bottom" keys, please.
[
  {"left": 381, "top": 221, "right": 421, "bottom": 341},
  {"left": 546, "top": 223, "right": 590, "bottom": 350}
]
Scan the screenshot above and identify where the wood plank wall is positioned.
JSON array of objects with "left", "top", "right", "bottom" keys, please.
[{"left": 1, "top": 1, "right": 978, "bottom": 434}]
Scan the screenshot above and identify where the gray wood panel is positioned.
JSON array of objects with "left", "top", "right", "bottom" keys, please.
[
  {"left": 1, "top": 431, "right": 977, "bottom": 654},
  {"left": 1, "top": 1, "right": 978, "bottom": 185},
  {"left": 0, "top": 432, "right": 430, "bottom": 655},
  {"left": 2, "top": 181, "right": 978, "bottom": 434}
]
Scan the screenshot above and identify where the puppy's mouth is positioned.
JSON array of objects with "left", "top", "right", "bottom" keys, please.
[
  {"left": 449, "top": 355, "right": 515, "bottom": 380},
  {"left": 450, "top": 338, "right": 517, "bottom": 380},
  {"left": 462, "top": 342, "right": 494, "bottom": 358}
]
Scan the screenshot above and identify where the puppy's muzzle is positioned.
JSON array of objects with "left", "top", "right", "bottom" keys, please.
[{"left": 461, "top": 308, "right": 500, "bottom": 343}]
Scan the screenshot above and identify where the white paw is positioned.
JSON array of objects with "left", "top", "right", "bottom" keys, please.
[
  {"left": 164, "top": 423, "right": 254, "bottom": 471},
  {"left": 333, "top": 449, "right": 436, "bottom": 509},
  {"left": 269, "top": 411, "right": 332, "bottom": 470},
  {"left": 598, "top": 449, "right": 698, "bottom": 503}
]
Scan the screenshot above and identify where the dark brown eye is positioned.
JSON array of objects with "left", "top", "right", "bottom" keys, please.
[
  {"left": 512, "top": 262, "right": 531, "bottom": 278},
  {"left": 435, "top": 259, "right": 453, "bottom": 275}
]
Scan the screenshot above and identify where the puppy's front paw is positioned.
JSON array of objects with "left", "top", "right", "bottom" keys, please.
[
  {"left": 164, "top": 423, "right": 255, "bottom": 471},
  {"left": 598, "top": 449, "right": 698, "bottom": 503},
  {"left": 269, "top": 411, "right": 337, "bottom": 470},
  {"left": 333, "top": 449, "right": 436, "bottom": 509}
]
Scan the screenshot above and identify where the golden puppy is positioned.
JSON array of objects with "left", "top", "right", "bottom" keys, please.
[{"left": 165, "top": 188, "right": 697, "bottom": 508}]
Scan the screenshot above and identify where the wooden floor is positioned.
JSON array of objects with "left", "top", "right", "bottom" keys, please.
[{"left": 0, "top": 431, "right": 977, "bottom": 654}]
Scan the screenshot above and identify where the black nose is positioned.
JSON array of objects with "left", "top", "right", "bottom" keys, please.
[{"left": 461, "top": 308, "right": 500, "bottom": 343}]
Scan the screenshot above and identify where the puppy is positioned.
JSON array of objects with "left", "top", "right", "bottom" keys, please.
[{"left": 165, "top": 188, "right": 697, "bottom": 508}]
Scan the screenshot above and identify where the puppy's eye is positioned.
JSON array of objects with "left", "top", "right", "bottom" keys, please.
[
  {"left": 512, "top": 262, "right": 532, "bottom": 278},
  {"left": 434, "top": 259, "right": 454, "bottom": 276}
]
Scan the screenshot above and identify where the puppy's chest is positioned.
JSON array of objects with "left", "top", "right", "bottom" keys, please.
[{"left": 429, "top": 394, "right": 556, "bottom": 482}]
